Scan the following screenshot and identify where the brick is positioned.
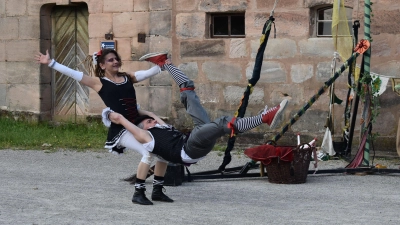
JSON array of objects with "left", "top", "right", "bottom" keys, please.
[
  {"left": 120, "top": 61, "right": 149, "bottom": 75},
  {"left": 0, "top": 84, "right": 6, "bottom": 107},
  {"left": 178, "top": 62, "right": 199, "bottom": 80},
  {"left": 0, "top": 17, "right": 18, "bottom": 39},
  {"left": 203, "top": 61, "right": 242, "bottom": 82},
  {"left": 175, "top": 0, "right": 199, "bottom": 11},
  {"left": 316, "top": 62, "right": 332, "bottom": 82},
  {"left": 89, "top": 37, "right": 103, "bottom": 54},
  {"left": 180, "top": 40, "right": 225, "bottom": 58},
  {"left": 134, "top": 0, "right": 149, "bottom": 11},
  {"left": 244, "top": 12, "right": 270, "bottom": 38},
  {"left": 176, "top": 13, "right": 205, "bottom": 39},
  {"left": 113, "top": 38, "right": 132, "bottom": 60},
  {"left": 372, "top": 61, "right": 400, "bottom": 78},
  {"left": 256, "top": 0, "right": 301, "bottom": 9},
  {"left": 88, "top": 13, "right": 113, "bottom": 38},
  {"left": 195, "top": 83, "right": 222, "bottom": 104},
  {"left": 224, "top": 86, "right": 264, "bottom": 106},
  {"left": 270, "top": 84, "right": 304, "bottom": 106},
  {"left": 147, "top": 35, "right": 172, "bottom": 53},
  {"left": 27, "top": 0, "right": 53, "bottom": 16},
  {"left": 150, "top": 70, "right": 172, "bottom": 86},
  {"left": 103, "top": 0, "right": 133, "bottom": 12},
  {"left": 19, "top": 16, "right": 40, "bottom": 39},
  {"left": 56, "top": 0, "right": 69, "bottom": 5},
  {"left": 8, "top": 84, "right": 40, "bottom": 112},
  {"left": 0, "top": 41, "right": 5, "bottom": 61},
  {"left": 291, "top": 64, "right": 314, "bottom": 83},
  {"left": 372, "top": 10, "right": 400, "bottom": 35},
  {"left": 274, "top": 10, "right": 309, "bottom": 37},
  {"left": 229, "top": 39, "right": 247, "bottom": 58},
  {"left": 131, "top": 86, "right": 150, "bottom": 112},
  {"left": 304, "top": 0, "right": 353, "bottom": 8},
  {"left": 113, "top": 12, "right": 150, "bottom": 38},
  {"left": 372, "top": 34, "right": 395, "bottom": 57},
  {"left": 199, "top": 0, "right": 247, "bottom": 11},
  {"left": 5, "top": 40, "right": 39, "bottom": 62},
  {"left": 149, "top": 0, "right": 172, "bottom": 10},
  {"left": 0, "top": 62, "right": 6, "bottom": 83},
  {"left": 290, "top": 109, "right": 327, "bottom": 133},
  {"left": 130, "top": 38, "right": 150, "bottom": 61},
  {"left": 148, "top": 86, "right": 172, "bottom": 116},
  {"left": 6, "top": 0, "right": 27, "bottom": 16},
  {"left": 246, "top": 61, "right": 287, "bottom": 83},
  {"left": 6, "top": 61, "right": 40, "bottom": 84},
  {"left": 251, "top": 38, "right": 297, "bottom": 59},
  {"left": 74, "top": 0, "right": 103, "bottom": 14},
  {"left": 299, "top": 38, "right": 335, "bottom": 58},
  {"left": 149, "top": 11, "right": 171, "bottom": 36},
  {"left": 0, "top": 0, "right": 5, "bottom": 17}
]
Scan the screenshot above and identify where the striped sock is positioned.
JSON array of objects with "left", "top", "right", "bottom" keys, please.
[
  {"left": 134, "top": 178, "right": 146, "bottom": 189},
  {"left": 235, "top": 115, "right": 263, "bottom": 132},
  {"left": 153, "top": 175, "right": 165, "bottom": 187},
  {"left": 164, "top": 64, "right": 189, "bottom": 87}
]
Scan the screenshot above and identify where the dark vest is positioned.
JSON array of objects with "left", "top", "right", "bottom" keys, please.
[
  {"left": 98, "top": 76, "right": 139, "bottom": 146},
  {"left": 148, "top": 126, "right": 187, "bottom": 164}
]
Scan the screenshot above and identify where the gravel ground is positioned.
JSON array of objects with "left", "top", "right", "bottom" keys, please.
[{"left": 1, "top": 149, "right": 400, "bottom": 225}]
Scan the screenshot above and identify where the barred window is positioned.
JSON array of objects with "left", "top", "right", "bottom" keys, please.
[{"left": 209, "top": 13, "right": 245, "bottom": 38}]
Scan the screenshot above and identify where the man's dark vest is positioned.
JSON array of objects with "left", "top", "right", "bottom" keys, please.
[{"left": 148, "top": 126, "right": 187, "bottom": 164}]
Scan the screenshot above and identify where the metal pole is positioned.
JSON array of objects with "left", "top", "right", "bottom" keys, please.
[{"left": 362, "top": 0, "right": 372, "bottom": 166}]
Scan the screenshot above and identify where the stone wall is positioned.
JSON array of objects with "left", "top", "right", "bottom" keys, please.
[{"left": 0, "top": 0, "right": 399, "bottom": 151}]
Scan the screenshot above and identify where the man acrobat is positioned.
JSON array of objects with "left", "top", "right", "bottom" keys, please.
[{"left": 103, "top": 55, "right": 289, "bottom": 203}]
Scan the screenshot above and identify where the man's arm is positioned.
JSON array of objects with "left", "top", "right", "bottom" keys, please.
[{"left": 109, "top": 112, "right": 153, "bottom": 143}]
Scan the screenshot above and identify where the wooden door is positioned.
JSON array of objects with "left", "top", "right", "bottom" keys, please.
[{"left": 52, "top": 5, "right": 89, "bottom": 122}]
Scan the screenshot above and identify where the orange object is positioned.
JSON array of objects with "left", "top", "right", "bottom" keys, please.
[
  {"left": 375, "top": 164, "right": 387, "bottom": 169},
  {"left": 354, "top": 39, "right": 370, "bottom": 54}
]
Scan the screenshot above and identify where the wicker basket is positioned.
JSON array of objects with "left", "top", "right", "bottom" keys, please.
[{"left": 265, "top": 145, "right": 313, "bottom": 184}]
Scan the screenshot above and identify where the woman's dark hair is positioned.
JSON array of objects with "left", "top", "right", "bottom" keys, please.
[{"left": 94, "top": 49, "right": 125, "bottom": 78}]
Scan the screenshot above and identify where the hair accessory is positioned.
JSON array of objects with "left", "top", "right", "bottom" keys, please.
[{"left": 92, "top": 50, "right": 102, "bottom": 66}]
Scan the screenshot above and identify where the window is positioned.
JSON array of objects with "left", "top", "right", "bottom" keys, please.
[
  {"left": 315, "top": 6, "right": 353, "bottom": 37},
  {"left": 209, "top": 13, "right": 245, "bottom": 38}
]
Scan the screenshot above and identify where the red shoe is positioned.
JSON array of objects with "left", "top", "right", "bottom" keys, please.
[
  {"left": 262, "top": 99, "right": 288, "bottom": 129},
  {"left": 139, "top": 52, "right": 168, "bottom": 67}
]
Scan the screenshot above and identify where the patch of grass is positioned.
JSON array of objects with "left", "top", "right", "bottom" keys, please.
[{"left": 0, "top": 117, "right": 107, "bottom": 150}]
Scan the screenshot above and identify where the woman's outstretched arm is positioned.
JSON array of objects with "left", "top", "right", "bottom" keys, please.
[{"left": 35, "top": 50, "right": 102, "bottom": 92}]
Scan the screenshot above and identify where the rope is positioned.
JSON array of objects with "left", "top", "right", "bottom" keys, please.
[{"left": 270, "top": 0, "right": 279, "bottom": 16}]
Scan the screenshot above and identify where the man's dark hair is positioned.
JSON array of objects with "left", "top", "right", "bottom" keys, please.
[{"left": 134, "top": 115, "right": 155, "bottom": 128}]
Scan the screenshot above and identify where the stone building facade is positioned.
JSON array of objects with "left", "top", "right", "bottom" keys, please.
[{"left": 0, "top": 0, "right": 399, "bottom": 152}]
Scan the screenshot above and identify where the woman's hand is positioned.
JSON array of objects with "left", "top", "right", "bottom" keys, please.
[{"left": 35, "top": 50, "right": 51, "bottom": 65}]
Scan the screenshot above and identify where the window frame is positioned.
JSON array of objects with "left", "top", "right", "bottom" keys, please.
[
  {"left": 209, "top": 12, "right": 246, "bottom": 38},
  {"left": 313, "top": 5, "right": 353, "bottom": 38}
]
